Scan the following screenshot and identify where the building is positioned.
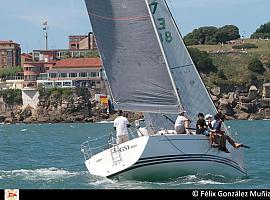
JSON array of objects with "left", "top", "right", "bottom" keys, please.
[
  {"left": 21, "top": 53, "right": 33, "bottom": 66},
  {"left": 79, "top": 33, "right": 97, "bottom": 50},
  {"left": 23, "top": 61, "right": 54, "bottom": 88},
  {"left": 69, "top": 35, "right": 88, "bottom": 50},
  {"left": 37, "top": 58, "right": 102, "bottom": 89},
  {"left": 69, "top": 33, "right": 97, "bottom": 50},
  {"left": 32, "top": 49, "right": 96, "bottom": 62},
  {"left": 0, "top": 40, "right": 21, "bottom": 68}
]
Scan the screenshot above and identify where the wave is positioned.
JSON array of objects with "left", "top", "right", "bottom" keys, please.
[
  {"left": 96, "top": 121, "right": 114, "bottom": 124},
  {"left": 0, "top": 167, "right": 80, "bottom": 181}
]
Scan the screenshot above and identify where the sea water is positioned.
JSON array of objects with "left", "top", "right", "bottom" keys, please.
[{"left": 0, "top": 120, "right": 269, "bottom": 189}]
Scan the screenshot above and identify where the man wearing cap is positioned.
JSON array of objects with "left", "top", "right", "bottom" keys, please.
[
  {"left": 114, "top": 110, "right": 131, "bottom": 144},
  {"left": 175, "top": 111, "right": 190, "bottom": 134}
]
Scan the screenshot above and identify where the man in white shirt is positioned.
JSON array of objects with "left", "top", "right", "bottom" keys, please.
[
  {"left": 175, "top": 111, "right": 190, "bottom": 134},
  {"left": 114, "top": 110, "right": 131, "bottom": 144}
]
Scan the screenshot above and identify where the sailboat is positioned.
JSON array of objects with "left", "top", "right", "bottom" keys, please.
[{"left": 81, "top": 0, "right": 247, "bottom": 180}]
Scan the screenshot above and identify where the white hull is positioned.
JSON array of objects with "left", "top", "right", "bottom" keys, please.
[{"left": 84, "top": 133, "right": 247, "bottom": 181}]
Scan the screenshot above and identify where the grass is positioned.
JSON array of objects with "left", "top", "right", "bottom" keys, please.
[{"left": 189, "top": 39, "right": 270, "bottom": 91}]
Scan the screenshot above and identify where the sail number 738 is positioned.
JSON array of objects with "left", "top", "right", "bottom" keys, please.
[{"left": 149, "top": 0, "right": 173, "bottom": 43}]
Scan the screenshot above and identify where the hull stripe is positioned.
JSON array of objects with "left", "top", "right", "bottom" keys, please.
[
  {"left": 138, "top": 154, "right": 241, "bottom": 168},
  {"left": 107, "top": 155, "right": 246, "bottom": 178}
]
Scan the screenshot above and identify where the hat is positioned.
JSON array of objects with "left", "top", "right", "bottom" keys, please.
[
  {"left": 178, "top": 110, "right": 186, "bottom": 115},
  {"left": 205, "top": 114, "right": 213, "bottom": 119}
]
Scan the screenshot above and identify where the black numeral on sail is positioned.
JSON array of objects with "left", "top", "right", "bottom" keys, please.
[
  {"left": 165, "top": 31, "right": 173, "bottom": 43},
  {"left": 149, "top": 1, "right": 158, "bottom": 14},
  {"left": 149, "top": 1, "right": 173, "bottom": 43}
]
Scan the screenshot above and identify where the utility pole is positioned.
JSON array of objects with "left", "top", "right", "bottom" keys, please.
[{"left": 43, "top": 21, "right": 48, "bottom": 50}]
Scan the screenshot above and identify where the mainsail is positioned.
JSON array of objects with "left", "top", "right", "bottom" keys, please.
[
  {"left": 146, "top": 0, "right": 217, "bottom": 127},
  {"left": 84, "top": 0, "right": 183, "bottom": 114}
]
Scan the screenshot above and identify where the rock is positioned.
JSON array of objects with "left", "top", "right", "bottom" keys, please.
[
  {"left": 211, "top": 95, "right": 218, "bottom": 102},
  {"left": 211, "top": 87, "right": 221, "bottom": 96},
  {"left": 23, "top": 117, "right": 34, "bottom": 123},
  {"left": 37, "top": 115, "right": 50, "bottom": 123},
  {"left": 260, "top": 98, "right": 270, "bottom": 108},
  {"left": 4, "top": 117, "right": 14, "bottom": 123},
  {"left": 247, "top": 85, "right": 258, "bottom": 100},
  {"left": 239, "top": 96, "right": 251, "bottom": 103},
  {"left": 262, "top": 83, "right": 270, "bottom": 98},
  {"left": 235, "top": 112, "right": 250, "bottom": 120},
  {"left": 234, "top": 104, "right": 249, "bottom": 113},
  {"left": 228, "top": 92, "right": 236, "bottom": 105}
]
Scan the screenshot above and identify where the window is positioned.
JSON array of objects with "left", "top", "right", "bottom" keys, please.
[
  {"left": 60, "top": 73, "right": 67, "bottom": 78},
  {"left": 50, "top": 73, "right": 57, "bottom": 78},
  {"left": 7, "top": 51, "right": 13, "bottom": 57},
  {"left": 69, "top": 73, "right": 77, "bottom": 77},
  {"left": 79, "top": 72, "right": 87, "bottom": 77},
  {"left": 72, "top": 52, "right": 80, "bottom": 58},
  {"left": 90, "top": 72, "right": 97, "bottom": 77},
  {"left": 33, "top": 52, "right": 40, "bottom": 61},
  {"left": 25, "top": 75, "right": 36, "bottom": 81},
  {"left": 63, "top": 81, "right": 71, "bottom": 87},
  {"left": 55, "top": 82, "right": 62, "bottom": 87},
  {"left": 44, "top": 82, "right": 53, "bottom": 88}
]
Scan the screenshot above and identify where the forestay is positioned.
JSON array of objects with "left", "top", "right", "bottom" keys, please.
[
  {"left": 147, "top": 0, "right": 217, "bottom": 126},
  {"left": 84, "top": 0, "right": 183, "bottom": 113}
]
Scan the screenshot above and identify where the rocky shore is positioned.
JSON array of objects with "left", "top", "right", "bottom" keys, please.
[
  {"left": 0, "top": 88, "right": 143, "bottom": 124},
  {"left": 0, "top": 84, "right": 269, "bottom": 124}
]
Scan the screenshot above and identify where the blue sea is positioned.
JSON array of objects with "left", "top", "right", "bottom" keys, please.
[{"left": 0, "top": 120, "right": 269, "bottom": 189}]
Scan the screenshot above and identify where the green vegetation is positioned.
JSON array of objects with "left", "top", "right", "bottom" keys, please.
[
  {"left": 0, "top": 89, "right": 22, "bottom": 105},
  {"left": 189, "top": 39, "right": 270, "bottom": 90},
  {"left": 188, "top": 48, "right": 217, "bottom": 73},
  {"left": 38, "top": 87, "right": 89, "bottom": 101},
  {"left": 0, "top": 66, "right": 23, "bottom": 78},
  {"left": 251, "top": 22, "right": 270, "bottom": 39},
  {"left": 247, "top": 58, "right": 265, "bottom": 74},
  {"left": 85, "top": 50, "right": 100, "bottom": 58},
  {"left": 232, "top": 43, "right": 258, "bottom": 49},
  {"left": 184, "top": 25, "right": 240, "bottom": 45},
  {"left": 39, "top": 87, "right": 73, "bottom": 101}
]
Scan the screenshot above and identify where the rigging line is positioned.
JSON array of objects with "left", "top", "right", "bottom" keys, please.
[
  {"left": 171, "top": 64, "right": 193, "bottom": 70},
  {"left": 163, "top": 134, "right": 186, "bottom": 154}
]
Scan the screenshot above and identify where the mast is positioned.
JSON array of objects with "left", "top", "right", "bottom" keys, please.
[{"left": 145, "top": 0, "right": 184, "bottom": 112}]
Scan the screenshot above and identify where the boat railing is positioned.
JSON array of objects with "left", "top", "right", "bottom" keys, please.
[
  {"left": 81, "top": 132, "right": 116, "bottom": 160},
  {"left": 81, "top": 128, "right": 139, "bottom": 161}
]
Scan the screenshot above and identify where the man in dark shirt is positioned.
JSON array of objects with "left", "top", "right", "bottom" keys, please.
[{"left": 196, "top": 113, "right": 207, "bottom": 135}]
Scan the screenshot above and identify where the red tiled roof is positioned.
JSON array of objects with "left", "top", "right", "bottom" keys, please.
[
  {"left": 0, "top": 40, "right": 19, "bottom": 45},
  {"left": 21, "top": 53, "right": 32, "bottom": 59},
  {"left": 54, "top": 58, "right": 101, "bottom": 68}
]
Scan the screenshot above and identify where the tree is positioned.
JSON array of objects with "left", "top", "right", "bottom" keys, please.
[
  {"left": 188, "top": 48, "right": 217, "bottom": 73},
  {"left": 0, "top": 66, "right": 23, "bottom": 78},
  {"left": 183, "top": 25, "right": 240, "bottom": 45},
  {"left": 215, "top": 25, "right": 240, "bottom": 43},
  {"left": 247, "top": 58, "right": 265, "bottom": 74},
  {"left": 251, "top": 22, "right": 270, "bottom": 39},
  {"left": 184, "top": 26, "right": 217, "bottom": 45}
]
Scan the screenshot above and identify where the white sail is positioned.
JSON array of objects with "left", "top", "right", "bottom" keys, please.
[
  {"left": 147, "top": 0, "right": 217, "bottom": 126},
  {"left": 84, "top": 0, "right": 184, "bottom": 114}
]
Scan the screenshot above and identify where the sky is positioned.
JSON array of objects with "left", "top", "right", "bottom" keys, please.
[{"left": 0, "top": 0, "right": 269, "bottom": 53}]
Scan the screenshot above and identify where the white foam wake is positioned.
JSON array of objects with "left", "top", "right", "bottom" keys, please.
[{"left": 0, "top": 167, "right": 79, "bottom": 180}]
